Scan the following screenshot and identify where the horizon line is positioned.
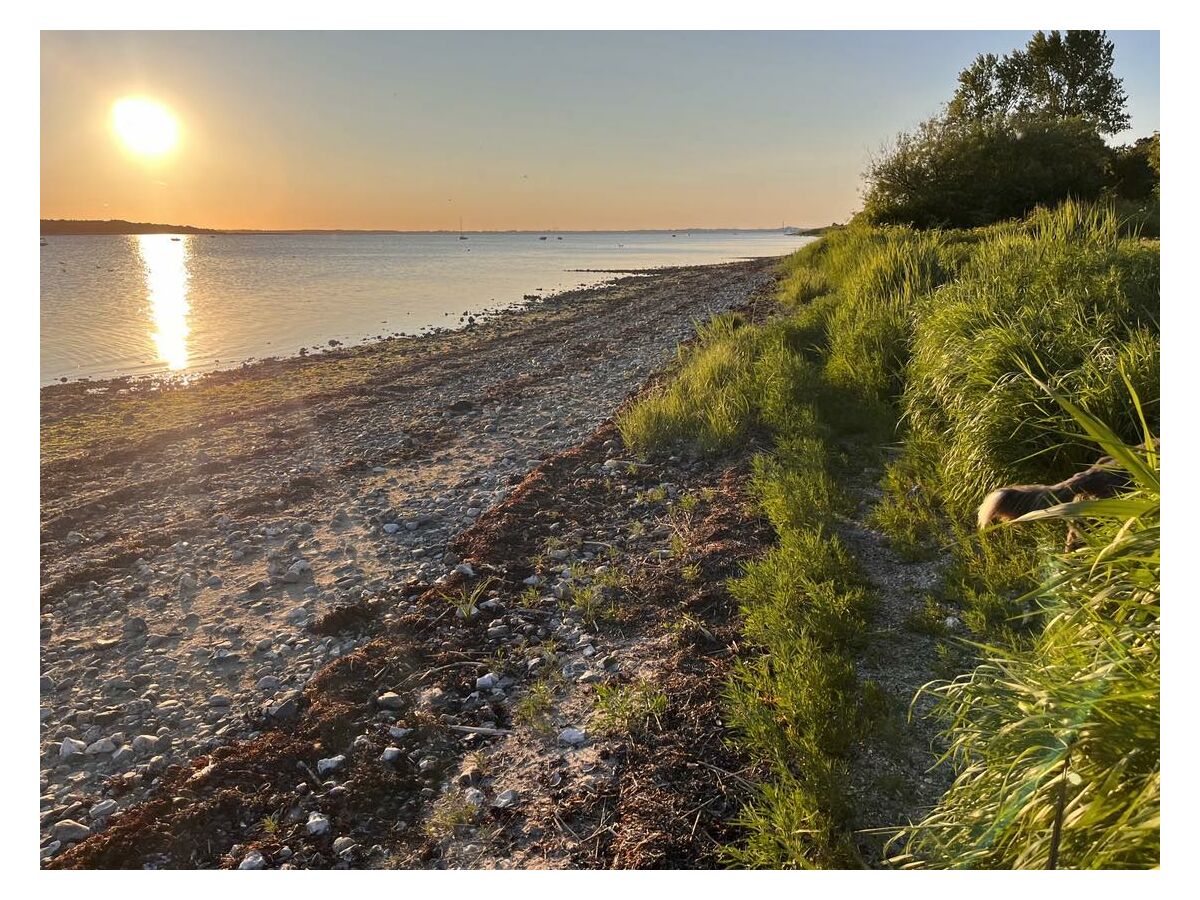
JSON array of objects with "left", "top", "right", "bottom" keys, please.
[{"left": 41, "top": 217, "right": 833, "bottom": 236}]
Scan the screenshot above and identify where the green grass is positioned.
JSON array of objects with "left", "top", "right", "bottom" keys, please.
[
  {"left": 592, "top": 682, "right": 668, "bottom": 736},
  {"left": 513, "top": 675, "right": 560, "bottom": 735},
  {"left": 618, "top": 198, "right": 1159, "bottom": 869},
  {"left": 892, "top": 393, "right": 1159, "bottom": 869}
]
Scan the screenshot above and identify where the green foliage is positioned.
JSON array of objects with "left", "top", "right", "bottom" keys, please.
[
  {"left": 862, "top": 32, "right": 1147, "bottom": 231},
  {"left": 724, "top": 776, "right": 861, "bottom": 869},
  {"left": 620, "top": 198, "right": 1158, "bottom": 869},
  {"left": 822, "top": 227, "right": 954, "bottom": 404},
  {"left": 592, "top": 682, "right": 668, "bottom": 736},
  {"left": 893, "top": 399, "right": 1159, "bottom": 869},
  {"left": 947, "top": 30, "right": 1129, "bottom": 136},
  {"left": 862, "top": 116, "right": 1113, "bottom": 229},
  {"left": 616, "top": 312, "right": 767, "bottom": 453},
  {"left": 513, "top": 678, "right": 558, "bottom": 735},
  {"left": 447, "top": 577, "right": 496, "bottom": 621},
  {"left": 904, "top": 200, "right": 1159, "bottom": 515},
  {"left": 1108, "top": 133, "right": 1161, "bottom": 200}
]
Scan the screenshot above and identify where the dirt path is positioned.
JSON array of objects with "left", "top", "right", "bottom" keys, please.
[
  {"left": 834, "top": 458, "right": 953, "bottom": 866},
  {"left": 39, "top": 259, "right": 777, "bottom": 861}
]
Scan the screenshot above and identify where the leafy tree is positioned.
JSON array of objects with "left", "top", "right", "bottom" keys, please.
[
  {"left": 948, "top": 30, "right": 1130, "bottom": 136},
  {"left": 1108, "top": 133, "right": 1160, "bottom": 200},
  {"left": 861, "top": 117, "right": 1111, "bottom": 229}
]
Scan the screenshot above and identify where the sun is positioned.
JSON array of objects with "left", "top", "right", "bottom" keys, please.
[{"left": 111, "top": 97, "right": 180, "bottom": 157}]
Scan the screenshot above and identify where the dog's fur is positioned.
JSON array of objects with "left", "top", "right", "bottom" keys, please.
[{"left": 976, "top": 456, "right": 1133, "bottom": 530}]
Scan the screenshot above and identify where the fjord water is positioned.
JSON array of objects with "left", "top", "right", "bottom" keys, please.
[{"left": 40, "top": 231, "right": 807, "bottom": 385}]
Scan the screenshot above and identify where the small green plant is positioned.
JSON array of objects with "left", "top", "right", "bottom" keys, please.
[
  {"left": 463, "top": 750, "right": 488, "bottom": 776},
  {"left": 571, "top": 584, "right": 613, "bottom": 627},
  {"left": 682, "top": 562, "right": 702, "bottom": 583},
  {"left": 669, "top": 612, "right": 715, "bottom": 646},
  {"left": 484, "top": 645, "right": 510, "bottom": 672},
  {"left": 448, "top": 577, "right": 495, "bottom": 621},
  {"left": 903, "top": 596, "right": 952, "bottom": 637},
  {"left": 592, "top": 682, "right": 668, "bottom": 736},
  {"left": 259, "top": 812, "right": 280, "bottom": 835},
  {"left": 667, "top": 532, "right": 686, "bottom": 559},
  {"left": 513, "top": 679, "right": 557, "bottom": 735},
  {"left": 635, "top": 485, "right": 669, "bottom": 506},
  {"left": 592, "top": 565, "right": 627, "bottom": 592},
  {"left": 425, "top": 794, "right": 479, "bottom": 839}
]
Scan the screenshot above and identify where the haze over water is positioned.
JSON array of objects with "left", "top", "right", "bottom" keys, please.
[{"left": 40, "top": 230, "right": 808, "bottom": 384}]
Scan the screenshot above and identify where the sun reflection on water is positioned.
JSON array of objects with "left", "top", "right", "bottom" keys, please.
[{"left": 136, "top": 234, "right": 191, "bottom": 371}]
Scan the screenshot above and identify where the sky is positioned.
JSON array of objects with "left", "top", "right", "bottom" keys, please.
[{"left": 40, "top": 31, "right": 1160, "bottom": 231}]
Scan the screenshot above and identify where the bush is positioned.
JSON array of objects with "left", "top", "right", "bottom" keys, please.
[
  {"left": 620, "top": 200, "right": 1159, "bottom": 869},
  {"left": 861, "top": 116, "right": 1112, "bottom": 229},
  {"left": 1107, "top": 133, "right": 1159, "bottom": 200}
]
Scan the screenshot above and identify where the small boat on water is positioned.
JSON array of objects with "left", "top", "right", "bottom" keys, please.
[
  {"left": 539, "top": 236, "right": 548, "bottom": 240},
  {"left": 40, "top": 238, "right": 48, "bottom": 246},
  {"left": 458, "top": 217, "right": 468, "bottom": 240},
  {"left": 170, "top": 236, "right": 181, "bottom": 241}
]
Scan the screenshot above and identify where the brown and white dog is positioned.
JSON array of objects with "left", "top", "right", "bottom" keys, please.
[
  {"left": 976, "top": 456, "right": 1133, "bottom": 531},
  {"left": 975, "top": 438, "right": 1159, "bottom": 550}
]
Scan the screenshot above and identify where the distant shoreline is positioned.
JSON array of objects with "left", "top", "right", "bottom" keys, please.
[{"left": 40, "top": 218, "right": 834, "bottom": 237}]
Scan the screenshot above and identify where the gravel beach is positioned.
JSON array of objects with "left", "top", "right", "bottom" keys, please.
[{"left": 39, "top": 258, "right": 777, "bottom": 860}]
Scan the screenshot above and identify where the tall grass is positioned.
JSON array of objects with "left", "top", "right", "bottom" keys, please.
[
  {"left": 619, "top": 199, "right": 1159, "bottom": 869},
  {"left": 892, "top": 390, "right": 1159, "bottom": 869},
  {"left": 903, "top": 199, "right": 1159, "bottom": 515}
]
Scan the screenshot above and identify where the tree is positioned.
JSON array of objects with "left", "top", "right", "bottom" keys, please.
[
  {"left": 1108, "top": 133, "right": 1160, "bottom": 200},
  {"left": 861, "top": 117, "right": 1112, "bottom": 229},
  {"left": 948, "top": 31, "right": 1130, "bottom": 136}
]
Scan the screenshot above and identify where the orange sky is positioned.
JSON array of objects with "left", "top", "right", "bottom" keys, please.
[{"left": 41, "top": 31, "right": 1161, "bottom": 231}]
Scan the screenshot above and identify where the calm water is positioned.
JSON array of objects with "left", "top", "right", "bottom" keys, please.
[{"left": 40, "top": 230, "right": 809, "bottom": 385}]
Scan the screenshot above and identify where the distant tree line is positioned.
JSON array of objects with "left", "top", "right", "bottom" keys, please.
[
  {"left": 860, "top": 31, "right": 1159, "bottom": 231},
  {"left": 40, "top": 219, "right": 222, "bottom": 235}
]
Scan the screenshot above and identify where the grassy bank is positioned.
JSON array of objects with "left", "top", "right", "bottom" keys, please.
[{"left": 617, "top": 200, "right": 1159, "bottom": 868}]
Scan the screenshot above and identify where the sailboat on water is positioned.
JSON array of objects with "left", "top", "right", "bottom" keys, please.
[{"left": 458, "top": 217, "right": 468, "bottom": 240}]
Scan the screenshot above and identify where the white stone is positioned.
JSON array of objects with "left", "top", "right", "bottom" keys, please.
[
  {"left": 464, "top": 788, "right": 486, "bottom": 807},
  {"left": 131, "top": 734, "right": 159, "bottom": 755},
  {"left": 59, "top": 737, "right": 87, "bottom": 759},
  {"left": 306, "top": 812, "right": 330, "bottom": 836},
  {"left": 557, "top": 727, "right": 587, "bottom": 747},
  {"left": 239, "top": 849, "right": 267, "bottom": 869},
  {"left": 317, "top": 754, "right": 346, "bottom": 776},
  {"left": 51, "top": 819, "right": 92, "bottom": 843},
  {"left": 475, "top": 672, "right": 499, "bottom": 691},
  {"left": 89, "top": 799, "right": 118, "bottom": 819}
]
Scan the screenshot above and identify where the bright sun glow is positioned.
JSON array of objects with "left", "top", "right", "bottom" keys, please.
[
  {"left": 136, "top": 234, "right": 191, "bottom": 371},
  {"left": 112, "top": 97, "right": 179, "bottom": 157}
]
